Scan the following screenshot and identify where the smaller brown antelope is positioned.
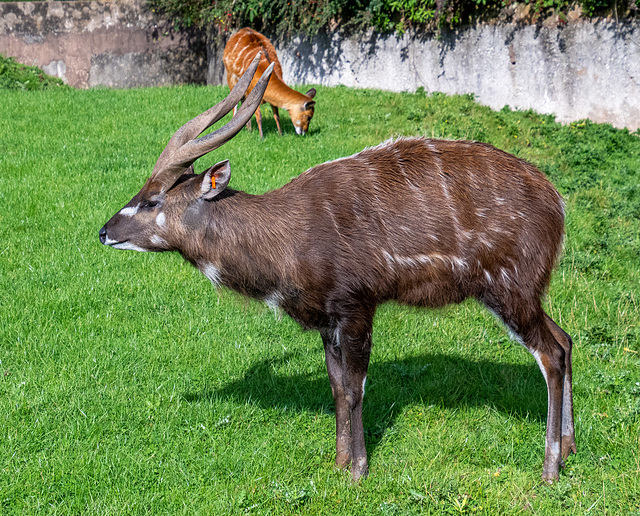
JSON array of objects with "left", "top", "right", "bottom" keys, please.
[
  {"left": 99, "top": 55, "right": 576, "bottom": 483},
  {"left": 223, "top": 27, "right": 316, "bottom": 138}
]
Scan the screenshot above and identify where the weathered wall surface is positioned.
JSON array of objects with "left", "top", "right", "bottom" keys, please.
[
  {"left": 0, "top": 0, "right": 206, "bottom": 88},
  {"left": 2, "top": 1, "right": 638, "bottom": 130},
  {"left": 215, "top": 20, "right": 639, "bottom": 131}
]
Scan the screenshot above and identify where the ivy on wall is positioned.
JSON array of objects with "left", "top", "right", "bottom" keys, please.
[{"left": 150, "top": 0, "right": 638, "bottom": 36}]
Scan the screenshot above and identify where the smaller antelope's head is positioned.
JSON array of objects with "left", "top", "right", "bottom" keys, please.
[
  {"left": 289, "top": 88, "right": 316, "bottom": 136},
  {"left": 99, "top": 56, "right": 275, "bottom": 253}
]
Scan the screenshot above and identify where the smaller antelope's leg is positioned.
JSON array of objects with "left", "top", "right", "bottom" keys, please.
[
  {"left": 255, "top": 106, "right": 264, "bottom": 139},
  {"left": 321, "top": 329, "right": 351, "bottom": 469},
  {"left": 545, "top": 313, "right": 577, "bottom": 460},
  {"left": 271, "top": 105, "right": 283, "bottom": 135},
  {"left": 234, "top": 103, "right": 251, "bottom": 132}
]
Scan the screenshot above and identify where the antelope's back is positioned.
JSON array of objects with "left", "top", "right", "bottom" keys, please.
[
  {"left": 223, "top": 28, "right": 284, "bottom": 84},
  {"left": 282, "top": 137, "right": 564, "bottom": 306}
]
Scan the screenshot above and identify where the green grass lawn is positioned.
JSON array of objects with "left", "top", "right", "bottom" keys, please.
[{"left": 1, "top": 84, "right": 639, "bottom": 514}]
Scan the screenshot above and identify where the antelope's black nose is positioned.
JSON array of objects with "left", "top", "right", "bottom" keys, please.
[{"left": 99, "top": 226, "right": 107, "bottom": 245}]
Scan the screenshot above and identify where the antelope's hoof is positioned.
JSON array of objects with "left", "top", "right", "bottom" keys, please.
[
  {"left": 351, "top": 458, "right": 369, "bottom": 482},
  {"left": 335, "top": 453, "right": 351, "bottom": 470},
  {"left": 561, "top": 436, "right": 577, "bottom": 460},
  {"left": 335, "top": 445, "right": 351, "bottom": 470},
  {"left": 541, "top": 468, "right": 560, "bottom": 484}
]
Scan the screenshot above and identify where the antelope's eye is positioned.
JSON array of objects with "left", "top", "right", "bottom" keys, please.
[{"left": 142, "top": 200, "right": 159, "bottom": 209}]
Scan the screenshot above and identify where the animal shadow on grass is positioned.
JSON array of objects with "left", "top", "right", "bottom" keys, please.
[{"left": 185, "top": 350, "right": 547, "bottom": 458}]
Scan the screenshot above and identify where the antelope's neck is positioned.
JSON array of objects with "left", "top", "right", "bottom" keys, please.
[
  {"left": 264, "top": 76, "right": 308, "bottom": 110},
  {"left": 183, "top": 190, "right": 298, "bottom": 300}
]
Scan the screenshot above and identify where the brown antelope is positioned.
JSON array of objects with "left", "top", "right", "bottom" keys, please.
[
  {"left": 223, "top": 27, "right": 316, "bottom": 138},
  {"left": 99, "top": 55, "right": 576, "bottom": 483}
]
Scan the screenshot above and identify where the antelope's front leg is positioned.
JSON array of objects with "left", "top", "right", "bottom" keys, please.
[
  {"left": 337, "top": 315, "right": 373, "bottom": 481},
  {"left": 321, "top": 329, "right": 352, "bottom": 468},
  {"left": 254, "top": 106, "right": 264, "bottom": 139},
  {"left": 271, "top": 105, "right": 283, "bottom": 136}
]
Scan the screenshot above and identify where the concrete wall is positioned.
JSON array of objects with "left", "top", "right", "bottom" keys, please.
[
  {"left": 213, "top": 20, "right": 639, "bottom": 131},
  {"left": 2, "top": 1, "right": 638, "bottom": 130},
  {"left": 0, "top": 0, "right": 206, "bottom": 88}
]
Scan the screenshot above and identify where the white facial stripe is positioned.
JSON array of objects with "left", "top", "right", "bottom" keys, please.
[
  {"left": 155, "top": 212, "right": 166, "bottom": 227},
  {"left": 119, "top": 205, "right": 140, "bottom": 217}
]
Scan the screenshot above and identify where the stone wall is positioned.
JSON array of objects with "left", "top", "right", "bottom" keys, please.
[
  {"left": 2, "top": 1, "right": 638, "bottom": 130},
  {"left": 0, "top": 0, "right": 206, "bottom": 88},
  {"left": 210, "top": 20, "right": 640, "bottom": 131}
]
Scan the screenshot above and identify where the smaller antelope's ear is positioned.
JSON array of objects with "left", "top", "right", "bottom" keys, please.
[
  {"left": 304, "top": 99, "right": 316, "bottom": 111},
  {"left": 306, "top": 88, "right": 316, "bottom": 99},
  {"left": 200, "top": 160, "right": 231, "bottom": 200}
]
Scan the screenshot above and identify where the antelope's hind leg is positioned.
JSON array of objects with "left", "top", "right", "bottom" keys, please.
[
  {"left": 519, "top": 316, "right": 566, "bottom": 481},
  {"left": 531, "top": 321, "right": 566, "bottom": 482},
  {"left": 483, "top": 296, "right": 567, "bottom": 482},
  {"left": 232, "top": 102, "right": 252, "bottom": 132},
  {"left": 545, "top": 313, "right": 577, "bottom": 460}
]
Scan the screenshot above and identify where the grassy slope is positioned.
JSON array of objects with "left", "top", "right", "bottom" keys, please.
[
  {"left": 0, "top": 54, "right": 70, "bottom": 91},
  {"left": 0, "top": 85, "right": 639, "bottom": 514}
]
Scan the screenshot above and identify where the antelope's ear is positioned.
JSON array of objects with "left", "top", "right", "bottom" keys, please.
[
  {"left": 306, "top": 88, "right": 316, "bottom": 99},
  {"left": 200, "top": 160, "right": 231, "bottom": 200}
]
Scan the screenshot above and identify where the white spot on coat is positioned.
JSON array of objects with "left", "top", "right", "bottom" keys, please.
[
  {"left": 151, "top": 235, "right": 168, "bottom": 248},
  {"left": 264, "top": 291, "right": 284, "bottom": 316},
  {"left": 383, "top": 251, "right": 466, "bottom": 271},
  {"left": 201, "top": 263, "right": 222, "bottom": 287},
  {"left": 155, "top": 212, "right": 166, "bottom": 227},
  {"left": 334, "top": 323, "right": 342, "bottom": 348}
]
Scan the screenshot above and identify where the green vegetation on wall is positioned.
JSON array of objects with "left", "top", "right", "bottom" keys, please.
[
  {"left": 0, "top": 54, "right": 69, "bottom": 91},
  {"left": 148, "top": 0, "right": 640, "bottom": 36}
]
